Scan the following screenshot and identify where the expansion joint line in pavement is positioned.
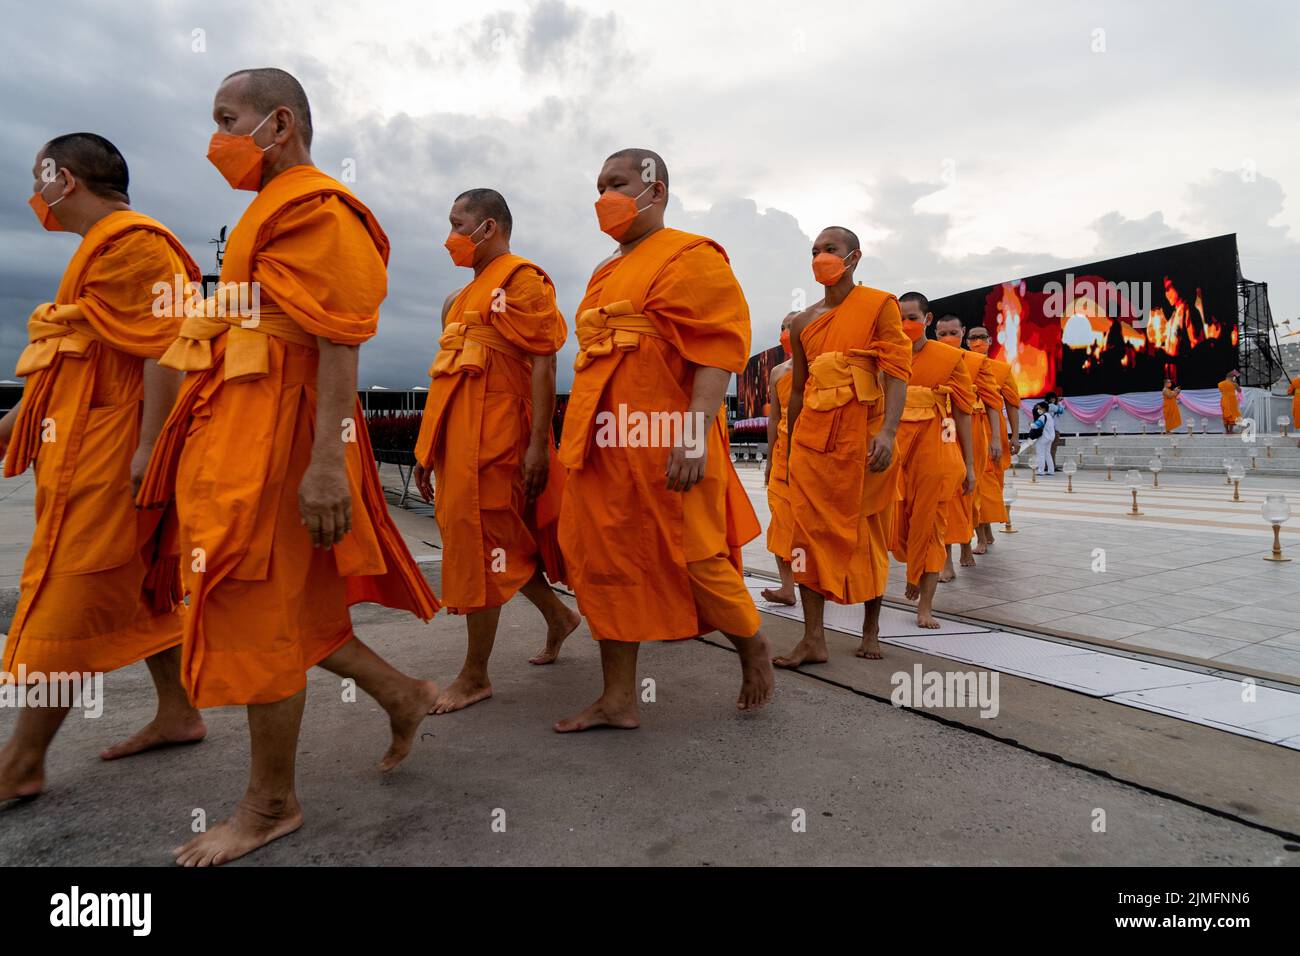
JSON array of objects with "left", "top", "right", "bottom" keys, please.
[{"left": 698, "top": 630, "right": 1300, "bottom": 846}]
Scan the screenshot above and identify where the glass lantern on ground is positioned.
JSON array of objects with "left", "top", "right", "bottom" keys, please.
[
  {"left": 1223, "top": 457, "right": 1233, "bottom": 485},
  {"left": 1124, "top": 469, "right": 1143, "bottom": 516},
  {"left": 1280, "top": 415, "right": 1292, "bottom": 437},
  {"left": 1002, "top": 480, "right": 1018, "bottom": 534},
  {"left": 1228, "top": 461, "right": 1246, "bottom": 502},
  {"left": 1148, "top": 456, "right": 1163, "bottom": 488},
  {"left": 1061, "top": 458, "right": 1077, "bottom": 492},
  {"left": 1104, "top": 454, "right": 1115, "bottom": 480},
  {"left": 1262, "top": 494, "right": 1292, "bottom": 562}
]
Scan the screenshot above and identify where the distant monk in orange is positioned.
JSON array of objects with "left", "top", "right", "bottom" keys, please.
[
  {"left": 0, "top": 134, "right": 206, "bottom": 802},
  {"left": 1161, "top": 378, "right": 1182, "bottom": 434},
  {"left": 774, "top": 227, "right": 911, "bottom": 664},
  {"left": 554, "top": 148, "right": 774, "bottom": 731},
  {"left": 761, "top": 312, "right": 798, "bottom": 605},
  {"left": 1218, "top": 370, "right": 1242, "bottom": 433},
  {"left": 934, "top": 315, "right": 1000, "bottom": 580},
  {"left": 1287, "top": 376, "right": 1300, "bottom": 447},
  {"left": 137, "top": 69, "right": 440, "bottom": 865},
  {"left": 967, "top": 323, "right": 1019, "bottom": 552},
  {"left": 412, "top": 188, "right": 580, "bottom": 714},
  {"left": 892, "top": 293, "right": 975, "bottom": 628}
]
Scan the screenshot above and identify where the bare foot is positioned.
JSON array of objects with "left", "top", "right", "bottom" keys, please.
[
  {"left": 904, "top": 582, "right": 920, "bottom": 601},
  {"left": 960, "top": 547, "right": 977, "bottom": 568},
  {"left": 773, "top": 635, "right": 828, "bottom": 668},
  {"left": 759, "top": 587, "right": 796, "bottom": 606},
  {"left": 939, "top": 561, "right": 956, "bottom": 583},
  {"left": 430, "top": 675, "right": 492, "bottom": 716},
  {"left": 0, "top": 754, "right": 43, "bottom": 802},
  {"left": 972, "top": 540, "right": 988, "bottom": 555},
  {"left": 100, "top": 713, "right": 207, "bottom": 761},
  {"left": 553, "top": 697, "right": 640, "bottom": 733},
  {"left": 855, "top": 631, "right": 884, "bottom": 659},
  {"left": 916, "top": 610, "right": 941, "bottom": 629},
  {"left": 173, "top": 793, "right": 303, "bottom": 867},
  {"left": 733, "top": 634, "right": 775, "bottom": 711},
  {"left": 381, "top": 679, "right": 440, "bottom": 772},
  {"left": 529, "top": 606, "right": 582, "bottom": 665}
]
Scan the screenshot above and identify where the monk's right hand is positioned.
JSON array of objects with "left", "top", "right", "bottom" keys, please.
[
  {"left": 521, "top": 440, "right": 549, "bottom": 500},
  {"left": 299, "top": 461, "right": 353, "bottom": 548},
  {"left": 666, "top": 441, "right": 707, "bottom": 492},
  {"left": 963, "top": 467, "right": 977, "bottom": 496},
  {"left": 414, "top": 462, "right": 434, "bottom": 503}
]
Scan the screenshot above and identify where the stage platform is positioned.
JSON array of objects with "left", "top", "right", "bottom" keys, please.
[{"left": 1055, "top": 433, "right": 1300, "bottom": 477}]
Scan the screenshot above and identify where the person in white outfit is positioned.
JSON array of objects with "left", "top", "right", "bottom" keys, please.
[{"left": 1030, "top": 401, "right": 1055, "bottom": 475}]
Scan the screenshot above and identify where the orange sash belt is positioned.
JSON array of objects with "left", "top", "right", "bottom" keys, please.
[
  {"left": 4, "top": 303, "right": 99, "bottom": 477},
  {"left": 804, "top": 349, "right": 882, "bottom": 412},
  {"left": 901, "top": 384, "right": 953, "bottom": 422},
  {"left": 572, "top": 299, "right": 663, "bottom": 371},
  {"left": 159, "top": 287, "right": 316, "bottom": 383},
  {"left": 13, "top": 303, "right": 94, "bottom": 376},
  {"left": 429, "top": 312, "right": 529, "bottom": 378}
]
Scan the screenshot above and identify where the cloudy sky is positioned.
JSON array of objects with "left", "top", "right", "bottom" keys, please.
[{"left": 3, "top": 0, "right": 1297, "bottom": 389}]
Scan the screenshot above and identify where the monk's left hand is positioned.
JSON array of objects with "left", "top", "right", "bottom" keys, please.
[
  {"left": 963, "top": 467, "right": 977, "bottom": 496},
  {"left": 666, "top": 440, "right": 707, "bottom": 492},
  {"left": 130, "top": 442, "right": 153, "bottom": 496},
  {"left": 299, "top": 461, "right": 353, "bottom": 548},
  {"left": 1010, "top": 439, "right": 1020, "bottom": 456},
  {"left": 867, "top": 428, "right": 895, "bottom": 472},
  {"left": 988, "top": 439, "right": 1001, "bottom": 464},
  {"left": 522, "top": 440, "right": 549, "bottom": 500}
]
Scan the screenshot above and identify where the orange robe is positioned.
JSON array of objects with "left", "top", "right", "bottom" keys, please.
[
  {"left": 788, "top": 286, "right": 912, "bottom": 604},
  {"left": 891, "top": 342, "right": 975, "bottom": 585},
  {"left": 138, "top": 166, "right": 439, "bottom": 708},
  {"left": 1288, "top": 378, "right": 1299, "bottom": 429},
  {"left": 557, "top": 228, "right": 760, "bottom": 642},
  {"left": 1162, "top": 387, "right": 1182, "bottom": 432},
  {"left": 945, "top": 350, "right": 999, "bottom": 544},
  {"left": 413, "top": 253, "right": 568, "bottom": 614},
  {"left": 3, "top": 212, "right": 196, "bottom": 677},
  {"left": 977, "top": 356, "right": 1019, "bottom": 524},
  {"left": 1218, "top": 379, "right": 1240, "bottom": 428},
  {"left": 766, "top": 369, "right": 794, "bottom": 561}
]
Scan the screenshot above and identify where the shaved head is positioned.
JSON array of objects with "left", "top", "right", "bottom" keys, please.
[
  {"left": 454, "top": 188, "right": 512, "bottom": 236},
  {"left": 935, "top": 313, "right": 964, "bottom": 331},
  {"left": 605, "top": 148, "right": 668, "bottom": 192},
  {"left": 823, "top": 225, "right": 860, "bottom": 252},
  {"left": 899, "top": 291, "right": 930, "bottom": 313},
  {"left": 221, "top": 68, "right": 313, "bottom": 147},
  {"left": 40, "top": 133, "right": 129, "bottom": 202}
]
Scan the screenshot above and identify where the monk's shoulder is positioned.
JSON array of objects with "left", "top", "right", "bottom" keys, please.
[
  {"left": 591, "top": 251, "right": 621, "bottom": 276},
  {"left": 789, "top": 303, "right": 822, "bottom": 337},
  {"left": 769, "top": 360, "right": 792, "bottom": 387}
]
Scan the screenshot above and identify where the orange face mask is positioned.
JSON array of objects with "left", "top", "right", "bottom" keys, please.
[
  {"left": 779, "top": 328, "right": 792, "bottom": 356},
  {"left": 444, "top": 220, "right": 488, "bottom": 268},
  {"left": 207, "top": 112, "right": 276, "bottom": 191},
  {"left": 28, "top": 176, "right": 67, "bottom": 232},
  {"left": 968, "top": 335, "right": 990, "bottom": 354},
  {"left": 812, "top": 250, "right": 854, "bottom": 286},
  {"left": 901, "top": 319, "right": 926, "bottom": 343},
  {"left": 595, "top": 182, "right": 654, "bottom": 240}
]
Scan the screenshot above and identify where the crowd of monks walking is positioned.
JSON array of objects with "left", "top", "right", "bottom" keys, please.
[{"left": 2, "top": 67, "right": 1026, "bottom": 865}]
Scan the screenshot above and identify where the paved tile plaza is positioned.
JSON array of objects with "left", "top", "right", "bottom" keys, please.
[{"left": 736, "top": 460, "right": 1300, "bottom": 683}]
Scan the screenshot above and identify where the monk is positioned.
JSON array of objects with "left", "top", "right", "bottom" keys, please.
[
  {"left": 892, "top": 293, "right": 975, "bottom": 628},
  {"left": 1218, "top": 370, "right": 1242, "bottom": 433},
  {"left": 0, "top": 134, "right": 206, "bottom": 802},
  {"left": 1287, "top": 376, "right": 1300, "bottom": 447},
  {"left": 412, "top": 188, "right": 580, "bottom": 714},
  {"left": 137, "top": 68, "right": 440, "bottom": 865},
  {"left": 1162, "top": 378, "right": 1182, "bottom": 433},
  {"left": 934, "top": 315, "right": 1000, "bottom": 581},
  {"left": 774, "top": 226, "right": 911, "bottom": 665},
  {"left": 968, "top": 324, "right": 1019, "bottom": 552},
  {"left": 554, "top": 148, "right": 774, "bottom": 731},
  {"left": 760, "top": 312, "right": 798, "bottom": 606}
]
